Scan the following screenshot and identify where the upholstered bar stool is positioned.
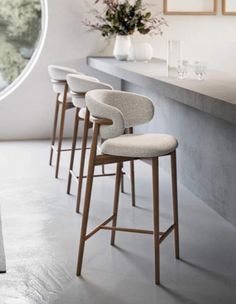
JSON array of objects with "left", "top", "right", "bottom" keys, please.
[
  {"left": 76, "top": 90, "right": 180, "bottom": 285},
  {"left": 48, "top": 65, "right": 83, "bottom": 178},
  {"left": 66, "top": 74, "right": 112, "bottom": 212},
  {"left": 66, "top": 74, "right": 136, "bottom": 213}
]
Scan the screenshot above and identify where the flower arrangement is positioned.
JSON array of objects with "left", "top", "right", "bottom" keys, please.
[{"left": 84, "top": 0, "right": 167, "bottom": 38}]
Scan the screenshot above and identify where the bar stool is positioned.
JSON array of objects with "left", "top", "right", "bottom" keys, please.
[
  {"left": 76, "top": 90, "right": 180, "bottom": 285},
  {"left": 66, "top": 74, "right": 136, "bottom": 213},
  {"left": 48, "top": 65, "right": 83, "bottom": 178}
]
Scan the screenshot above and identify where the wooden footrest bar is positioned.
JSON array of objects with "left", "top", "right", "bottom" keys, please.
[
  {"left": 85, "top": 219, "right": 175, "bottom": 242},
  {"left": 85, "top": 215, "right": 114, "bottom": 240},
  {"left": 51, "top": 145, "right": 91, "bottom": 152},
  {"left": 82, "top": 173, "right": 118, "bottom": 179},
  {"left": 70, "top": 170, "right": 125, "bottom": 183},
  {"left": 100, "top": 226, "right": 154, "bottom": 235},
  {"left": 95, "top": 154, "right": 138, "bottom": 166},
  {"left": 70, "top": 170, "right": 79, "bottom": 182},
  {"left": 159, "top": 224, "right": 175, "bottom": 244}
]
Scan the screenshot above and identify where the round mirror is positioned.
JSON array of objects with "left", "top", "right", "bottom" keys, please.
[{"left": 0, "top": 0, "right": 47, "bottom": 100}]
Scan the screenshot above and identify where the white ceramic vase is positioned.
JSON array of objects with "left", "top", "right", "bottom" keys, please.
[
  {"left": 113, "top": 35, "right": 131, "bottom": 61},
  {"left": 129, "top": 42, "right": 153, "bottom": 62}
]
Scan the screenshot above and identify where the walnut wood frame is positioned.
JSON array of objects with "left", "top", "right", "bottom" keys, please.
[
  {"left": 49, "top": 80, "right": 75, "bottom": 178},
  {"left": 67, "top": 101, "right": 136, "bottom": 214},
  {"left": 222, "top": 0, "right": 236, "bottom": 15},
  {"left": 164, "top": 0, "right": 217, "bottom": 15},
  {"left": 76, "top": 111, "right": 180, "bottom": 285}
]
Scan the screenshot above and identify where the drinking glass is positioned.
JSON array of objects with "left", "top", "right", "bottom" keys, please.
[
  {"left": 194, "top": 61, "right": 207, "bottom": 80},
  {"left": 167, "top": 40, "right": 181, "bottom": 76},
  {"left": 177, "top": 60, "right": 189, "bottom": 79}
]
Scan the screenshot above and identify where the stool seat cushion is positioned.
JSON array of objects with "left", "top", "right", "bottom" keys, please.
[
  {"left": 48, "top": 65, "right": 79, "bottom": 80},
  {"left": 78, "top": 108, "right": 87, "bottom": 120},
  {"left": 72, "top": 95, "right": 86, "bottom": 108},
  {"left": 48, "top": 65, "right": 83, "bottom": 94},
  {"left": 58, "top": 93, "right": 73, "bottom": 103},
  {"left": 66, "top": 74, "right": 113, "bottom": 109},
  {"left": 101, "top": 133, "right": 178, "bottom": 158},
  {"left": 78, "top": 108, "right": 94, "bottom": 125}
]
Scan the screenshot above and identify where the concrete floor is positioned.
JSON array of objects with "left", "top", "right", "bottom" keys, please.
[{"left": 0, "top": 140, "right": 235, "bottom": 304}]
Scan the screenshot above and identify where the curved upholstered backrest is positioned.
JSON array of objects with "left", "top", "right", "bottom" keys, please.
[
  {"left": 86, "top": 90, "right": 154, "bottom": 139},
  {"left": 48, "top": 65, "right": 82, "bottom": 94},
  {"left": 67, "top": 74, "right": 113, "bottom": 108}
]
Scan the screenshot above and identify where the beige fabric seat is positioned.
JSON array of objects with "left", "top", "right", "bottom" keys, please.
[
  {"left": 47, "top": 65, "right": 82, "bottom": 178},
  {"left": 58, "top": 93, "right": 72, "bottom": 103},
  {"left": 101, "top": 133, "right": 178, "bottom": 158},
  {"left": 67, "top": 74, "right": 113, "bottom": 122},
  {"left": 77, "top": 89, "right": 180, "bottom": 285},
  {"left": 65, "top": 74, "right": 114, "bottom": 208},
  {"left": 48, "top": 65, "right": 82, "bottom": 94},
  {"left": 58, "top": 73, "right": 100, "bottom": 104},
  {"left": 78, "top": 107, "right": 87, "bottom": 120},
  {"left": 67, "top": 74, "right": 112, "bottom": 108}
]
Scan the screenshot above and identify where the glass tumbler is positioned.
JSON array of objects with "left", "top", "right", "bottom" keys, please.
[
  {"left": 194, "top": 61, "right": 207, "bottom": 80},
  {"left": 177, "top": 60, "right": 189, "bottom": 79},
  {"left": 167, "top": 40, "right": 181, "bottom": 76}
]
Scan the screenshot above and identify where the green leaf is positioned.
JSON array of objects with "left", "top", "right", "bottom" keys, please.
[{"left": 144, "top": 12, "right": 151, "bottom": 19}]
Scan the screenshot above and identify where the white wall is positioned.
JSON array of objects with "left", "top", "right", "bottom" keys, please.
[
  {"left": 135, "top": 1, "right": 236, "bottom": 73},
  {"left": 0, "top": 0, "right": 119, "bottom": 140},
  {"left": 0, "top": 0, "right": 235, "bottom": 140}
]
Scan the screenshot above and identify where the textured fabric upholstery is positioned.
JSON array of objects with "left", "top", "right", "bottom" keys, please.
[
  {"left": 86, "top": 90, "right": 154, "bottom": 139},
  {"left": 67, "top": 74, "right": 100, "bottom": 92},
  {"left": 101, "top": 134, "right": 178, "bottom": 158},
  {"left": 78, "top": 108, "right": 87, "bottom": 120},
  {"left": 66, "top": 74, "right": 113, "bottom": 109},
  {"left": 58, "top": 93, "right": 73, "bottom": 103},
  {"left": 48, "top": 65, "right": 79, "bottom": 80},
  {"left": 48, "top": 65, "right": 82, "bottom": 94},
  {"left": 72, "top": 95, "right": 86, "bottom": 108}
]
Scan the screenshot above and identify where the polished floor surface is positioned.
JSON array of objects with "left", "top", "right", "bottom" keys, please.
[
  {"left": 0, "top": 140, "right": 235, "bottom": 304},
  {"left": 0, "top": 209, "right": 6, "bottom": 272}
]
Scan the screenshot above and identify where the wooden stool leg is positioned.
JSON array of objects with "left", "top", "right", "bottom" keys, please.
[
  {"left": 121, "top": 163, "right": 125, "bottom": 193},
  {"left": 67, "top": 108, "right": 80, "bottom": 194},
  {"left": 77, "top": 123, "right": 99, "bottom": 276},
  {"left": 130, "top": 160, "right": 136, "bottom": 207},
  {"left": 171, "top": 151, "right": 180, "bottom": 259},
  {"left": 76, "top": 161, "right": 95, "bottom": 276},
  {"left": 126, "top": 128, "right": 136, "bottom": 205},
  {"left": 100, "top": 139, "right": 105, "bottom": 175},
  {"left": 55, "top": 84, "right": 68, "bottom": 178},
  {"left": 152, "top": 157, "right": 160, "bottom": 285},
  {"left": 76, "top": 109, "right": 90, "bottom": 213},
  {"left": 111, "top": 162, "right": 122, "bottom": 245},
  {"left": 49, "top": 96, "right": 60, "bottom": 166}
]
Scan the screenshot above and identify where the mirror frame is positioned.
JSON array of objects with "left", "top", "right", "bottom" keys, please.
[
  {"left": 164, "top": 0, "right": 217, "bottom": 15},
  {"left": 0, "top": 0, "right": 48, "bottom": 101},
  {"left": 222, "top": 0, "right": 236, "bottom": 15}
]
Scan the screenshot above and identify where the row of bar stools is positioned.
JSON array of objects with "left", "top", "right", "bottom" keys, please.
[
  {"left": 66, "top": 74, "right": 136, "bottom": 212},
  {"left": 48, "top": 65, "right": 83, "bottom": 178},
  {"left": 76, "top": 89, "right": 180, "bottom": 285},
  {"left": 48, "top": 65, "right": 136, "bottom": 213}
]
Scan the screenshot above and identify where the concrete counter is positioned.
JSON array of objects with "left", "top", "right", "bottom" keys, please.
[
  {"left": 88, "top": 56, "right": 236, "bottom": 125},
  {"left": 87, "top": 56, "right": 236, "bottom": 227}
]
